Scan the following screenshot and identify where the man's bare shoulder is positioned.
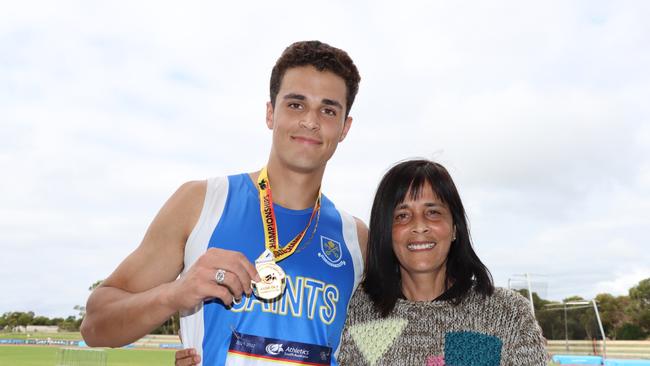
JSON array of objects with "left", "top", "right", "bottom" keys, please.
[
  {"left": 173, "top": 180, "right": 207, "bottom": 209},
  {"left": 162, "top": 180, "right": 208, "bottom": 234}
]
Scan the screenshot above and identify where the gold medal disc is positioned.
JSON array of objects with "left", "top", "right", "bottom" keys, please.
[{"left": 251, "top": 262, "right": 286, "bottom": 301}]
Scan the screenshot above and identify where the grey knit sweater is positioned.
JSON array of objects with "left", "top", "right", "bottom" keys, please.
[{"left": 336, "top": 287, "right": 548, "bottom": 366}]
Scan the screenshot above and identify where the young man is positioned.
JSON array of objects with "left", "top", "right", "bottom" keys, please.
[{"left": 81, "top": 41, "right": 367, "bottom": 366}]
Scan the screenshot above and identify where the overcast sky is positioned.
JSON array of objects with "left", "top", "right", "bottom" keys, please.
[{"left": 1, "top": 1, "right": 649, "bottom": 318}]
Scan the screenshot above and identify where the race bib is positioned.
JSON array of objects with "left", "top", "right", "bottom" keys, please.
[{"left": 226, "top": 331, "right": 331, "bottom": 365}]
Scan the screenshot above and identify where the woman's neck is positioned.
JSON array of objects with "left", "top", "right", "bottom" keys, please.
[{"left": 400, "top": 267, "right": 449, "bottom": 302}]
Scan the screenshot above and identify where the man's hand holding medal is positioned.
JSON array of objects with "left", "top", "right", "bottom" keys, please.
[{"left": 166, "top": 248, "right": 260, "bottom": 310}]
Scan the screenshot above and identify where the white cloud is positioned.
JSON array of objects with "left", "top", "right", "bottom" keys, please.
[
  {"left": 596, "top": 268, "right": 650, "bottom": 298},
  {"left": 1, "top": 0, "right": 649, "bottom": 317}
]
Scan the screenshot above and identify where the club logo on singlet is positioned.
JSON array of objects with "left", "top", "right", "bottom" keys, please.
[{"left": 318, "top": 236, "right": 346, "bottom": 268}]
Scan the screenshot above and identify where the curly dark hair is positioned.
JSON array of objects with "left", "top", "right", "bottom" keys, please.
[{"left": 270, "top": 40, "right": 361, "bottom": 117}]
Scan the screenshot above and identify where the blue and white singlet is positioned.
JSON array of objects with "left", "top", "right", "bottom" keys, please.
[{"left": 180, "top": 174, "right": 364, "bottom": 366}]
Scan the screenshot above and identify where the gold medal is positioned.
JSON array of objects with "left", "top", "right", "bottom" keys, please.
[
  {"left": 252, "top": 262, "right": 286, "bottom": 300},
  {"left": 252, "top": 167, "right": 321, "bottom": 301},
  {"left": 251, "top": 249, "right": 286, "bottom": 301}
]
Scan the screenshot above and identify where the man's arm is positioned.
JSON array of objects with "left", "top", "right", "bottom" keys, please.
[{"left": 81, "top": 180, "right": 259, "bottom": 347}]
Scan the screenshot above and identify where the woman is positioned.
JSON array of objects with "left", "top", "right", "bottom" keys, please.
[
  {"left": 336, "top": 159, "right": 547, "bottom": 365},
  {"left": 176, "top": 159, "right": 548, "bottom": 365}
]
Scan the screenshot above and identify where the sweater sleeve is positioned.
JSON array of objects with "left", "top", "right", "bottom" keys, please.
[{"left": 500, "top": 293, "right": 549, "bottom": 366}]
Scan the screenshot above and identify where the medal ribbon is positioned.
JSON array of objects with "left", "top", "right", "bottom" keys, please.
[{"left": 257, "top": 167, "right": 321, "bottom": 262}]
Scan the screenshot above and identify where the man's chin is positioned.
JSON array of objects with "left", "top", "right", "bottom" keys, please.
[{"left": 283, "top": 158, "right": 329, "bottom": 175}]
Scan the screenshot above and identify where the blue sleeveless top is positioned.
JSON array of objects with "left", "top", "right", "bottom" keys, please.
[{"left": 180, "top": 174, "right": 363, "bottom": 366}]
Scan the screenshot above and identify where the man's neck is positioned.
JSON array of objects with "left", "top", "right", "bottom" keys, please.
[{"left": 251, "top": 160, "right": 325, "bottom": 210}]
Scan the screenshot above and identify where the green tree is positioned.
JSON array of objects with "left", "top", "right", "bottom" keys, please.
[
  {"left": 17, "top": 311, "right": 35, "bottom": 329},
  {"left": 58, "top": 315, "right": 79, "bottom": 331},
  {"left": 637, "top": 311, "right": 650, "bottom": 334},
  {"left": 629, "top": 278, "right": 650, "bottom": 306},
  {"left": 628, "top": 277, "right": 650, "bottom": 337},
  {"left": 594, "top": 293, "right": 630, "bottom": 339},
  {"left": 6, "top": 312, "right": 21, "bottom": 329},
  {"left": 618, "top": 323, "right": 645, "bottom": 340},
  {"left": 536, "top": 304, "right": 565, "bottom": 339},
  {"left": 563, "top": 295, "right": 585, "bottom": 302},
  {"left": 32, "top": 316, "right": 50, "bottom": 326}
]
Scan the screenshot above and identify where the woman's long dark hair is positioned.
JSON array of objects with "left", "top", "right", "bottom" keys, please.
[{"left": 363, "top": 159, "right": 494, "bottom": 317}]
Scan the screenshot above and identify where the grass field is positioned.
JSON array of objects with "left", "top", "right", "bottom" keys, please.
[
  {"left": 0, "top": 346, "right": 175, "bottom": 366},
  {"left": 0, "top": 332, "right": 178, "bottom": 365}
]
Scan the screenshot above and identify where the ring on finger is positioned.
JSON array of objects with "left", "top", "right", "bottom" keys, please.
[{"left": 215, "top": 269, "right": 226, "bottom": 284}]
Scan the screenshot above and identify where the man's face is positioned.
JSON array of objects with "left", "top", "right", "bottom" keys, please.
[{"left": 266, "top": 65, "right": 352, "bottom": 174}]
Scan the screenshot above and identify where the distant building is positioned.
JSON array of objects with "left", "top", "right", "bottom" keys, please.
[{"left": 13, "top": 325, "right": 60, "bottom": 333}]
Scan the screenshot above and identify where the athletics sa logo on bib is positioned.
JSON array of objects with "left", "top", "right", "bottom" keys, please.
[{"left": 318, "top": 236, "right": 346, "bottom": 268}]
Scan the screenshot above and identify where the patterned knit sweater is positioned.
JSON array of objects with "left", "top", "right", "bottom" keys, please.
[{"left": 337, "top": 287, "right": 548, "bottom": 366}]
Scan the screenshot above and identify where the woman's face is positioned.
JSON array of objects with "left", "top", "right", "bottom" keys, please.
[{"left": 391, "top": 183, "right": 455, "bottom": 278}]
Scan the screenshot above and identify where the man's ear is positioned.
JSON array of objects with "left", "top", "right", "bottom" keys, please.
[
  {"left": 339, "top": 116, "right": 353, "bottom": 142},
  {"left": 266, "top": 102, "right": 274, "bottom": 129}
]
